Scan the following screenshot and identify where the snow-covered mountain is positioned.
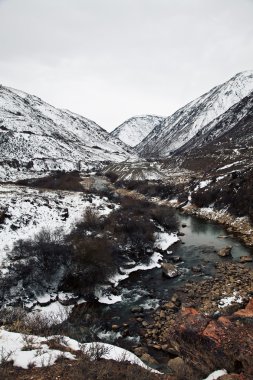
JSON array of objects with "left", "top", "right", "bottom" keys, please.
[
  {"left": 178, "top": 91, "right": 253, "bottom": 172},
  {"left": 0, "top": 85, "right": 135, "bottom": 180},
  {"left": 111, "top": 115, "right": 164, "bottom": 147},
  {"left": 177, "top": 90, "right": 253, "bottom": 155},
  {"left": 136, "top": 71, "right": 253, "bottom": 157}
]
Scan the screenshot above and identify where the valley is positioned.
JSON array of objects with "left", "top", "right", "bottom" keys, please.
[{"left": 0, "top": 71, "right": 253, "bottom": 379}]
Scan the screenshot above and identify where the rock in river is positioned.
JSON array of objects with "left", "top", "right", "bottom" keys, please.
[
  {"left": 239, "top": 255, "right": 253, "bottom": 263},
  {"left": 218, "top": 246, "right": 232, "bottom": 257},
  {"left": 161, "top": 263, "right": 179, "bottom": 278}
]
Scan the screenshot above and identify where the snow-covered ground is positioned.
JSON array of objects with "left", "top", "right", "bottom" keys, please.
[
  {"left": 0, "top": 184, "right": 114, "bottom": 265},
  {"left": 0, "top": 329, "right": 160, "bottom": 373},
  {"left": 203, "top": 369, "right": 227, "bottom": 380},
  {"left": 218, "top": 291, "right": 243, "bottom": 308},
  {"left": 0, "top": 85, "right": 135, "bottom": 181},
  {"left": 154, "top": 232, "right": 179, "bottom": 250}
]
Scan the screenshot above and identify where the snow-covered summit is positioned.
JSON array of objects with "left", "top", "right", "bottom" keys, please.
[
  {"left": 0, "top": 85, "right": 135, "bottom": 180},
  {"left": 111, "top": 115, "right": 164, "bottom": 147},
  {"left": 137, "top": 70, "right": 253, "bottom": 157}
]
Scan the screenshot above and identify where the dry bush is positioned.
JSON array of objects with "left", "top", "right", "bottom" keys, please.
[
  {"left": 62, "top": 236, "right": 117, "bottom": 294},
  {"left": 83, "top": 207, "right": 102, "bottom": 230},
  {"left": 150, "top": 205, "right": 178, "bottom": 231}
]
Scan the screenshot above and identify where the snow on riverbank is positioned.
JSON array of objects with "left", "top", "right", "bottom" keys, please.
[
  {"left": 218, "top": 291, "right": 243, "bottom": 308},
  {"left": 0, "top": 329, "right": 75, "bottom": 369},
  {"left": 96, "top": 251, "right": 163, "bottom": 304},
  {"left": 154, "top": 232, "right": 179, "bottom": 250},
  {"left": 0, "top": 329, "right": 160, "bottom": 373},
  {"left": 203, "top": 369, "right": 227, "bottom": 380},
  {"left": 97, "top": 233, "right": 179, "bottom": 305}
]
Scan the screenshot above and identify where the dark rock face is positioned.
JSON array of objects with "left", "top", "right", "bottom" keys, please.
[{"left": 167, "top": 301, "right": 253, "bottom": 378}]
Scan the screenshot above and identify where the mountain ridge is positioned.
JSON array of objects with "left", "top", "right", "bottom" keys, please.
[
  {"left": 136, "top": 70, "right": 253, "bottom": 158},
  {"left": 0, "top": 85, "right": 136, "bottom": 181}
]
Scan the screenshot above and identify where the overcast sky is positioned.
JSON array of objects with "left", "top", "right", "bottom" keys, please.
[{"left": 0, "top": 0, "right": 253, "bottom": 131}]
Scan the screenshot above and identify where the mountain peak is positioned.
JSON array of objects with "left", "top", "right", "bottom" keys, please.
[{"left": 111, "top": 115, "right": 164, "bottom": 147}]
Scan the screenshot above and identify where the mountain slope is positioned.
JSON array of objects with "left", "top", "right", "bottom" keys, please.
[
  {"left": 136, "top": 71, "right": 253, "bottom": 157},
  {"left": 111, "top": 115, "right": 164, "bottom": 147},
  {"left": 0, "top": 86, "right": 135, "bottom": 180},
  {"left": 178, "top": 91, "right": 253, "bottom": 172}
]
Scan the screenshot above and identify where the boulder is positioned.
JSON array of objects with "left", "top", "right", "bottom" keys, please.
[
  {"left": 161, "top": 263, "right": 179, "bottom": 278},
  {"left": 234, "top": 298, "right": 253, "bottom": 318},
  {"left": 131, "top": 306, "right": 144, "bottom": 313},
  {"left": 133, "top": 346, "right": 148, "bottom": 357},
  {"left": 218, "top": 246, "right": 232, "bottom": 257},
  {"left": 140, "top": 353, "right": 159, "bottom": 366},
  {"left": 239, "top": 255, "right": 253, "bottom": 263},
  {"left": 37, "top": 294, "right": 51, "bottom": 307},
  {"left": 168, "top": 357, "right": 185, "bottom": 373}
]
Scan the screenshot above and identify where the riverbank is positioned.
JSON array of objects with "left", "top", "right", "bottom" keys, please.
[
  {"left": 181, "top": 204, "right": 253, "bottom": 248},
  {"left": 132, "top": 261, "right": 253, "bottom": 379}
]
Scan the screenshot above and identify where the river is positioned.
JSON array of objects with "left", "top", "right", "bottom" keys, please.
[{"left": 65, "top": 210, "right": 253, "bottom": 369}]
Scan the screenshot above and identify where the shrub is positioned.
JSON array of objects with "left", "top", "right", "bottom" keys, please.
[
  {"left": 0, "top": 229, "right": 72, "bottom": 303},
  {"left": 16, "top": 171, "right": 83, "bottom": 191},
  {"left": 62, "top": 237, "right": 117, "bottom": 294}
]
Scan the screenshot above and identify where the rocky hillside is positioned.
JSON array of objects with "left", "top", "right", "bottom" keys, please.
[
  {"left": 0, "top": 86, "right": 135, "bottom": 181},
  {"left": 111, "top": 115, "right": 164, "bottom": 147},
  {"left": 177, "top": 91, "right": 253, "bottom": 172},
  {"left": 136, "top": 71, "right": 253, "bottom": 158}
]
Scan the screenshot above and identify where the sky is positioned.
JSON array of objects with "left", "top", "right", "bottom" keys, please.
[{"left": 0, "top": 0, "right": 253, "bottom": 131}]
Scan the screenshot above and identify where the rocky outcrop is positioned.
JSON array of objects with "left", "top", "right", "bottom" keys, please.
[{"left": 139, "top": 263, "right": 253, "bottom": 379}]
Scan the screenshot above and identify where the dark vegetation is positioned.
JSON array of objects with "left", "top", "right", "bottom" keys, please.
[
  {"left": 191, "top": 168, "right": 253, "bottom": 222},
  {"left": 113, "top": 178, "right": 188, "bottom": 204},
  {"left": 16, "top": 171, "right": 84, "bottom": 191},
  {"left": 0, "top": 188, "right": 178, "bottom": 308},
  {"left": 0, "top": 352, "right": 163, "bottom": 380}
]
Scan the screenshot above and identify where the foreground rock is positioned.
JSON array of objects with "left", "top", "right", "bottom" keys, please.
[{"left": 140, "top": 263, "right": 253, "bottom": 379}]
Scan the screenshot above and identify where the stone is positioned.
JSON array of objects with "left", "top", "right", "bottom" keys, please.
[
  {"left": 239, "top": 256, "right": 253, "bottom": 263},
  {"left": 131, "top": 306, "right": 144, "bottom": 313},
  {"left": 191, "top": 265, "right": 202, "bottom": 273},
  {"left": 161, "top": 263, "right": 179, "bottom": 278},
  {"left": 234, "top": 298, "right": 253, "bottom": 318},
  {"left": 163, "top": 301, "right": 176, "bottom": 310},
  {"left": 140, "top": 353, "right": 159, "bottom": 366},
  {"left": 219, "top": 375, "right": 246, "bottom": 380},
  {"left": 133, "top": 346, "right": 148, "bottom": 357},
  {"left": 111, "top": 324, "right": 120, "bottom": 330},
  {"left": 218, "top": 246, "right": 232, "bottom": 257},
  {"left": 168, "top": 357, "right": 184, "bottom": 372}
]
